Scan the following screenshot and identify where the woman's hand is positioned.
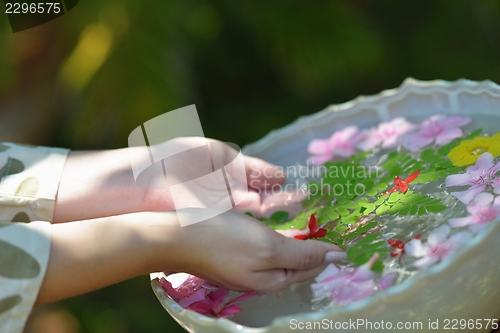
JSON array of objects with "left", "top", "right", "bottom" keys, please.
[
  {"left": 146, "top": 209, "right": 344, "bottom": 293},
  {"left": 53, "top": 138, "right": 285, "bottom": 223},
  {"left": 37, "top": 210, "right": 344, "bottom": 304}
]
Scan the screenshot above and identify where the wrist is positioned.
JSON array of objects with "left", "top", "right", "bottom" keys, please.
[
  {"left": 54, "top": 149, "right": 144, "bottom": 222},
  {"left": 128, "top": 212, "right": 184, "bottom": 274}
]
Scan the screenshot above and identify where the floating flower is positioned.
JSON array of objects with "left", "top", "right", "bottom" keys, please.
[
  {"left": 400, "top": 115, "right": 471, "bottom": 152},
  {"left": 160, "top": 274, "right": 255, "bottom": 317},
  {"left": 308, "top": 126, "right": 361, "bottom": 165},
  {"left": 159, "top": 273, "right": 218, "bottom": 307},
  {"left": 388, "top": 234, "right": 421, "bottom": 266},
  {"left": 405, "top": 224, "right": 470, "bottom": 268},
  {"left": 447, "top": 135, "right": 500, "bottom": 166},
  {"left": 381, "top": 170, "right": 421, "bottom": 196},
  {"left": 187, "top": 288, "right": 256, "bottom": 318},
  {"left": 310, "top": 254, "right": 396, "bottom": 305},
  {"left": 446, "top": 152, "right": 500, "bottom": 204},
  {"left": 448, "top": 192, "right": 500, "bottom": 230},
  {"left": 357, "top": 118, "right": 416, "bottom": 151},
  {"left": 294, "top": 214, "right": 327, "bottom": 240},
  {"left": 387, "top": 238, "right": 405, "bottom": 257}
]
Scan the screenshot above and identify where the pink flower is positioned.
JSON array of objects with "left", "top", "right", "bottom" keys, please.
[
  {"left": 357, "top": 118, "right": 416, "bottom": 151},
  {"left": 400, "top": 115, "right": 471, "bottom": 152},
  {"left": 446, "top": 152, "right": 500, "bottom": 204},
  {"left": 308, "top": 126, "right": 361, "bottom": 165},
  {"left": 448, "top": 192, "right": 500, "bottom": 229},
  {"left": 311, "top": 254, "right": 396, "bottom": 305},
  {"left": 405, "top": 224, "right": 470, "bottom": 268},
  {"left": 160, "top": 273, "right": 218, "bottom": 308},
  {"left": 160, "top": 273, "right": 256, "bottom": 318},
  {"left": 187, "top": 288, "right": 256, "bottom": 318}
]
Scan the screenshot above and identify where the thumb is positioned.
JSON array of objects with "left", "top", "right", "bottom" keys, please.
[{"left": 272, "top": 237, "right": 345, "bottom": 271}]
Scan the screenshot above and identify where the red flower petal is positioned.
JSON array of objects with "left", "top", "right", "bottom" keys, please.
[
  {"left": 294, "top": 234, "right": 309, "bottom": 240},
  {"left": 381, "top": 186, "right": 398, "bottom": 196},
  {"left": 308, "top": 214, "right": 318, "bottom": 233},
  {"left": 399, "top": 182, "right": 409, "bottom": 194},
  {"left": 388, "top": 239, "right": 405, "bottom": 249},
  {"left": 312, "top": 228, "right": 327, "bottom": 238},
  {"left": 404, "top": 170, "right": 421, "bottom": 183}
]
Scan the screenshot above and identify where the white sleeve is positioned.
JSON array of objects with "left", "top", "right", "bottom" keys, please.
[{"left": 0, "top": 142, "right": 69, "bottom": 333}]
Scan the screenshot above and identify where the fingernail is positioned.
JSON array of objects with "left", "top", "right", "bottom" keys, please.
[{"left": 324, "top": 251, "right": 346, "bottom": 263}]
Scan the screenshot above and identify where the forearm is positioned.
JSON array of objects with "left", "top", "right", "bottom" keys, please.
[
  {"left": 36, "top": 212, "right": 180, "bottom": 305},
  {"left": 53, "top": 149, "right": 172, "bottom": 223}
]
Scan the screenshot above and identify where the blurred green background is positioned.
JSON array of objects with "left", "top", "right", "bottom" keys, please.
[{"left": 1, "top": 0, "right": 500, "bottom": 332}]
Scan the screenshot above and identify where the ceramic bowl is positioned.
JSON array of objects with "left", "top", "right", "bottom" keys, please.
[{"left": 151, "top": 78, "right": 500, "bottom": 333}]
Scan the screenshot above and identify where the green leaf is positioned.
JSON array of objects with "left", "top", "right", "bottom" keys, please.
[
  {"left": 351, "top": 252, "right": 372, "bottom": 265},
  {"left": 409, "top": 204, "right": 419, "bottom": 215},
  {"left": 374, "top": 182, "right": 389, "bottom": 191},
  {"left": 355, "top": 232, "right": 380, "bottom": 246},
  {"left": 326, "top": 231, "right": 339, "bottom": 239},
  {"left": 388, "top": 191, "right": 402, "bottom": 204},
  {"left": 418, "top": 206, "right": 427, "bottom": 216},
  {"left": 371, "top": 259, "right": 385, "bottom": 273},
  {"left": 316, "top": 237, "right": 331, "bottom": 243},
  {"left": 389, "top": 202, "right": 404, "bottom": 215},
  {"left": 361, "top": 240, "right": 385, "bottom": 251},
  {"left": 344, "top": 200, "right": 363, "bottom": 209},
  {"left": 335, "top": 224, "right": 350, "bottom": 233},
  {"left": 399, "top": 203, "right": 411, "bottom": 216},
  {"left": 336, "top": 196, "right": 348, "bottom": 205},
  {"left": 327, "top": 210, "right": 340, "bottom": 220},
  {"left": 293, "top": 217, "right": 308, "bottom": 229},
  {"left": 376, "top": 204, "right": 390, "bottom": 215},
  {"left": 374, "top": 197, "right": 387, "bottom": 205},
  {"left": 362, "top": 203, "right": 376, "bottom": 214},
  {"left": 438, "top": 170, "right": 448, "bottom": 178},
  {"left": 317, "top": 215, "right": 330, "bottom": 224},
  {"left": 244, "top": 212, "right": 254, "bottom": 217},
  {"left": 415, "top": 173, "right": 429, "bottom": 183},
  {"left": 365, "top": 188, "right": 377, "bottom": 196},
  {"left": 438, "top": 138, "right": 462, "bottom": 155},
  {"left": 336, "top": 206, "right": 349, "bottom": 216},
  {"left": 428, "top": 172, "right": 439, "bottom": 181},
  {"left": 355, "top": 221, "right": 379, "bottom": 234},
  {"left": 420, "top": 148, "right": 436, "bottom": 161},
  {"left": 347, "top": 246, "right": 359, "bottom": 259},
  {"left": 426, "top": 204, "right": 447, "bottom": 213},
  {"left": 341, "top": 214, "right": 359, "bottom": 225},
  {"left": 465, "top": 128, "right": 483, "bottom": 139}
]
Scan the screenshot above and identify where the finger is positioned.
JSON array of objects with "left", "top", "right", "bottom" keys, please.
[
  {"left": 233, "top": 190, "right": 262, "bottom": 216},
  {"left": 243, "top": 156, "right": 285, "bottom": 190},
  {"left": 251, "top": 264, "right": 330, "bottom": 293},
  {"left": 270, "top": 237, "right": 344, "bottom": 271},
  {"left": 260, "top": 189, "right": 308, "bottom": 218}
]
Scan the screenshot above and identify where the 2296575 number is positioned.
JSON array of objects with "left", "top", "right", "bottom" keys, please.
[{"left": 5, "top": 2, "right": 61, "bottom": 14}]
